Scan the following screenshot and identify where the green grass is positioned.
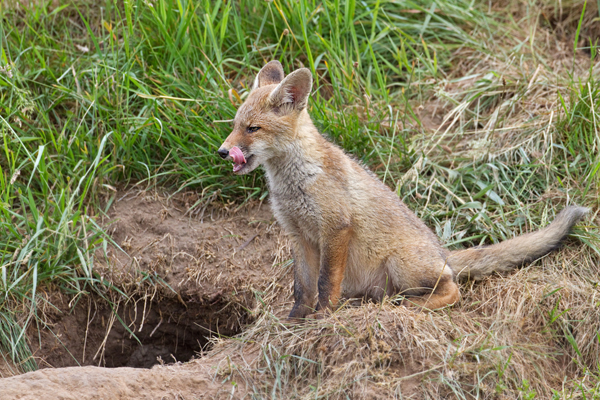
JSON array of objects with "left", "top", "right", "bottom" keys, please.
[{"left": 0, "top": 0, "right": 599, "bottom": 395}]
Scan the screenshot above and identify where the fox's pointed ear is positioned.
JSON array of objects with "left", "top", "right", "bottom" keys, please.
[
  {"left": 253, "top": 61, "right": 285, "bottom": 90},
  {"left": 267, "top": 68, "right": 312, "bottom": 112}
]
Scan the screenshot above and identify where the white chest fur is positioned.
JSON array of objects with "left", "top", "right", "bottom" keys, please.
[{"left": 264, "top": 150, "right": 322, "bottom": 243}]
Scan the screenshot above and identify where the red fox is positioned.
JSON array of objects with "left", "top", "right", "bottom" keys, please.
[{"left": 218, "top": 61, "right": 588, "bottom": 319}]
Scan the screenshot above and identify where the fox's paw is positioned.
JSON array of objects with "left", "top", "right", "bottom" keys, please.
[
  {"left": 306, "top": 309, "right": 332, "bottom": 320},
  {"left": 285, "top": 316, "right": 305, "bottom": 325},
  {"left": 287, "top": 305, "right": 314, "bottom": 321}
]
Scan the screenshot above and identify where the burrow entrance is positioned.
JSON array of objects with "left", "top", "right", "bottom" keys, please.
[
  {"left": 29, "top": 293, "right": 247, "bottom": 369},
  {"left": 23, "top": 194, "right": 290, "bottom": 371}
]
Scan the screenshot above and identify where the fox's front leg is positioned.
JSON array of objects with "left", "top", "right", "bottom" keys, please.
[
  {"left": 288, "top": 237, "right": 320, "bottom": 319},
  {"left": 316, "top": 225, "right": 352, "bottom": 312}
]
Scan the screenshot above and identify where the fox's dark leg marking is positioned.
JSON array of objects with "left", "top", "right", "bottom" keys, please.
[
  {"left": 288, "top": 237, "right": 320, "bottom": 319},
  {"left": 316, "top": 226, "right": 352, "bottom": 312}
]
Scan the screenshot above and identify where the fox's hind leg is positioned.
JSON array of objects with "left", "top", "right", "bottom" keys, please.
[{"left": 405, "top": 274, "right": 460, "bottom": 309}]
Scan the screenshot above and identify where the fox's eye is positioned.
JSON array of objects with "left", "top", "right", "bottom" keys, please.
[{"left": 247, "top": 126, "right": 261, "bottom": 133}]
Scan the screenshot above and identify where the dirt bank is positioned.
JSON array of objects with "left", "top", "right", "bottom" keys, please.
[{"left": 0, "top": 189, "right": 597, "bottom": 399}]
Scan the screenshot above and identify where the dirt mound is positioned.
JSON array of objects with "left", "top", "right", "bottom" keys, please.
[
  {"left": 7, "top": 248, "right": 598, "bottom": 399},
  {"left": 0, "top": 190, "right": 597, "bottom": 399}
]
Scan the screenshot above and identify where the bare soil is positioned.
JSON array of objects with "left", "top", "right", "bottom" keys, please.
[{"left": 97, "top": 190, "right": 292, "bottom": 306}]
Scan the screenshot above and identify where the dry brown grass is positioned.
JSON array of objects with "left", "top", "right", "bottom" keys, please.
[{"left": 410, "top": 0, "right": 598, "bottom": 172}]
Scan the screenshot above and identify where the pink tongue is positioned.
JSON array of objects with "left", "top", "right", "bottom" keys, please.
[{"left": 229, "top": 146, "right": 246, "bottom": 172}]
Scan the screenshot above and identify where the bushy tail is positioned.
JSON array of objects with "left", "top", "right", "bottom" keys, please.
[{"left": 448, "top": 206, "right": 589, "bottom": 281}]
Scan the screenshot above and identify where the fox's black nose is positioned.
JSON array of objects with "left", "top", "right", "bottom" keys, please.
[{"left": 217, "top": 148, "right": 229, "bottom": 159}]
